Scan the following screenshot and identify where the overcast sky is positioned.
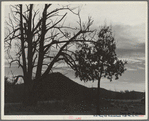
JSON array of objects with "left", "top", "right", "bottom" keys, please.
[{"left": 4, "top": 2, "right": 147, "bottom": 91}]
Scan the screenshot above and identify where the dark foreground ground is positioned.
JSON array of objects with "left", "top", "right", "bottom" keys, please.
[
  {"left": 5, "top": 98, "right": 145, "bottom": 115},
  {"left": 4, "top": 72, "right": 145, "bottom": 115}
]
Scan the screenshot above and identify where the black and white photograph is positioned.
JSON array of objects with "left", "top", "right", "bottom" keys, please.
[{"left": 1, "top": 1, "right": 148, "bottom": 120}]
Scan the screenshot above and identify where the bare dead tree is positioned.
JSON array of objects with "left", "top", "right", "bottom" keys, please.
[{"left": 5, "top": 4, "right": 95, "bottom": 106}]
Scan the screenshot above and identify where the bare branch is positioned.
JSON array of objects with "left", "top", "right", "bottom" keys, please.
[
  {"left": 13, "top": 75, "right": 24, "bottom": 85},
  {"left": 10, "top": 59, "right": 23, "bottom": 68},
  {"left": 46, "top": 13, "right": 67, "bottom": 32}
]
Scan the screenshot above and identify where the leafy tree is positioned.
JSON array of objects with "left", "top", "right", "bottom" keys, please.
[
  {"left": 74, "top": 26, "right": 127, "bottom": 114},
  {"left": 4, "top": 4, "right": 94, "bottom": 106}
]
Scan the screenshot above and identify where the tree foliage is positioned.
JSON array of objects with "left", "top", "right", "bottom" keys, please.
[
  {"left": 73, "top": 26, "right": 127, "bottom": 114},
  {"left": 74, "top": 26, "right": 127, "bottom": 82}
]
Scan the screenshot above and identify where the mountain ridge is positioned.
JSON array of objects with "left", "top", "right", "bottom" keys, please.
[{"left": 5, "top": 72, "right": 145, "bottom": 103}]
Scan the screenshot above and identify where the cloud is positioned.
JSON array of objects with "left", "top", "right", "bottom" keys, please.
[
  {"left": 126, "top": 67, "right": 137, "bottom": 71},
  {"left": 112, "top": 23, "right": 145, "bottom": 49},
  {"left": 91, "top": 23, "right": 146, "bottom": 60},
  {"left": 118, "top": 56, "right": 145, "bottom": 73},
  {"left": 119, "top": 56, "right": 145, "bottom": 64},
  {"left": 53, "top": 62, "right": 69, "bottom": 68},
  {"left": 137, "top": 66, "right": 145, "bottom": 70}
]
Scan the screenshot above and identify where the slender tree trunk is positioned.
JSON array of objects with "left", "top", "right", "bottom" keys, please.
[
  {"left": 36, "top": 4, "right": 48, "bottom": 78},
  {"left": 96, "top": 66, "right": 103, "bottom": 115},
  {"left": 20, "top": 4, "right": 27, "bottom": 75},
  {"left": 33, "top": 5, "right": 49, "bottom": 105},
  {"left": 22, "top": 4, "right": 34, "bottom": 107},
  {"left": 96, "top": 78, "right": 101, "bottom": 115},
  {"left": 28, "top": 4, "right": 33, "bottom": 80}
]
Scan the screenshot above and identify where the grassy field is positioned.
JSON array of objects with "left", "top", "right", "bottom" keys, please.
[
  {"left": 5, "top": 99, "right": 145, "bottom": 115},
  {"left": 4, "top": 73, "right": 145, "bottom": 115}
]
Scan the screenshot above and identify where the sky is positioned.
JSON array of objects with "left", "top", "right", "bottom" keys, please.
[{"left": 3, "top": 2, "right": 147, "bottom": 92}]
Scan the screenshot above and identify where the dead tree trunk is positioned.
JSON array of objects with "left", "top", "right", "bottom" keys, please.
[{"left": 23, "top": 76, "right": 34, "bottom": 106}]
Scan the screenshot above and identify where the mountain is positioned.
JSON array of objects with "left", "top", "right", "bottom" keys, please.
[
  {"left": 40, "top": 72, "right": 89, "bottom": 101},
  {"left": 5, "top": 72, "right": 145, "bottom": 103}
]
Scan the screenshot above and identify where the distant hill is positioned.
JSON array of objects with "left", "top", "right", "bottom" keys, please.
[
  {"left": 5, "top": 72, "right": 145, "bottom": 103},
  {"left": 40, "top": 72, "right": 89, "bottom": 101}
]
